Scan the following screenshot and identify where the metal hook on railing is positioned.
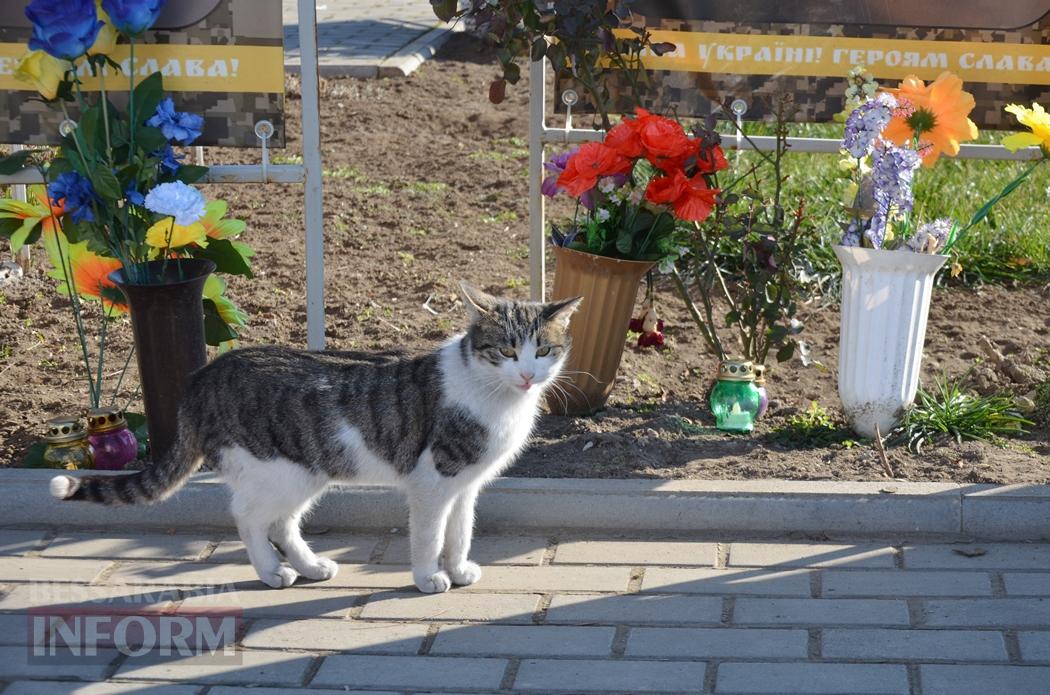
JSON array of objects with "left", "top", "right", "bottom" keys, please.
[
  {"left": 730, "top": 99, "right": 748, "bottom": 151},
  {"left": 561, "top": 89, "right": 578, "bottom": 142},
  {"left": 254, "top": 120, "right": 275, "bottom": 183}
]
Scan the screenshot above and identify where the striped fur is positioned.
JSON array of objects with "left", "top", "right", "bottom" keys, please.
[{"left": 51, "top": 283, "right": 581, "bottom": 593}]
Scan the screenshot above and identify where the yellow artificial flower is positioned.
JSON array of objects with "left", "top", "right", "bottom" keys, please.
[
  {"left": 203, "top": 274, "right": 246, "bottom": 352},
  {"left": 198, "top": 200, "right": 247, "bottom": 239},
  {"left": 89, "top": 4, "right": 119, "bottom": 57},
  {"left": 145, "top": 218, "right": 208, "bottom": 249},
  {"left": 1002, "top": 103, "right": 1050, "bottom": 153},
  {"left": 14, "top": 50, "right": 68, "bottom": 101}
]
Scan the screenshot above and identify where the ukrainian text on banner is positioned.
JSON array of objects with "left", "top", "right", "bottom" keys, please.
[
  {"left": 0, "top": 0, "right": 284, "bottom": 147},
  {"left": 555, "top": 1, "right": 1050, "bottom": 127}
]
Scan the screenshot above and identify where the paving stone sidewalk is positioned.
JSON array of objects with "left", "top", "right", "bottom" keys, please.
[
  {"left": 283, "top": 0, "right": 457, "bottom": 77},
  {"left": 2, "top": 528, "right": 1050, "bottom": 694}
]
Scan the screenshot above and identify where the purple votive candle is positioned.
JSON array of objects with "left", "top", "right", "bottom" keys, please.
[{"left": 86, "top": 408, "right": 138, "bottom": 471}]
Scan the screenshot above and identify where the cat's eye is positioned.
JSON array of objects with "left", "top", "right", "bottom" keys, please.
[
  {"left": 535, "top": 346, "right": 552, "bottom": 357},
  {"left": 499, "top": 347, "right": 517, "bottom": 359}
]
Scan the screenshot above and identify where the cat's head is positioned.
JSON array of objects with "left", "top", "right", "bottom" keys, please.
[{"left": 459, "top": 281, "right": 582, "bottom": 395}]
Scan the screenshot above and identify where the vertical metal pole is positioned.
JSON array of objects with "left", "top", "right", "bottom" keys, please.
[
  {"left": 527, "top": 57, "right": 547, "bottom": 302},
  {"left": 298, "top": 0, "right": 326, "bottom": 350}
]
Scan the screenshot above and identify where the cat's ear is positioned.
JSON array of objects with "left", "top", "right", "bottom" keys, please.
[
  {"left": 459, "top": 281, "right": 498, "bottom": 320},
  {"left": 543, "top": 296, "right": 583, "bottom": 327}
]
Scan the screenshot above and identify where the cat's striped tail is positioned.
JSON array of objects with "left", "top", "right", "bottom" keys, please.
[{"left": 49, "top": 419, "right": 203, "bottom": 506}]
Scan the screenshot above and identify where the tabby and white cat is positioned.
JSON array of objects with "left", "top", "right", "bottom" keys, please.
[{"left": 50, "top": 283, "right": 580, "bottom": 593}]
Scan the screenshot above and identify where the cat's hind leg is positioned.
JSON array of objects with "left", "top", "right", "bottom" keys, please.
[
  {"left": 270, "top": 509, "right": 338, "bottom": 581},
  {"left": 223, "top": 448, "right": 329, "bottom": 589}
]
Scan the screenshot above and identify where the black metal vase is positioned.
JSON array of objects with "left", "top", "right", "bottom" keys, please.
[{"left": 109, "top": 259, "right": 215, "bottom": 463}]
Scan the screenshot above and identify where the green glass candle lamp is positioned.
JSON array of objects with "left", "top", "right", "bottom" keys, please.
[{"left": 710, "top": 359, "right": 763, "bottom": 433}]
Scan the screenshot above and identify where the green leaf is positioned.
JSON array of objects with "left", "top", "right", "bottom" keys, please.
[
  {"left": 193, "top": 238, "right": 253, "bottom": 277},
  {"left": 131, "top": 72, "right": 164, "bottom": 128},
  {"left": 92, "top": 167, "right": 123, "bottom": 199},
  {"left": 431, "top": 0, "right": 459, "bottom": 22},
  {"left": 776, "top": 343, "right": 796, "bottom": 363},
  {"left": 0, "top": 218, "right": 25, "bottom": 240},
  {"left": 0, "top": 149, "right": 34, "bottom": 175},
  {"left": 134, "top": 126, "right": 168, "bottom": 154},
  {"left": 79, "top": 105, "right": 103, "bottom": 153},
  {"left": 530, "top": 37, "right": 547, "bottom": 62},
  {"left": 203, "top": 298, "right": 239, "bottom": 346},
  {"left": 123, "top": 412, "right": 149, "bottom": 444}
]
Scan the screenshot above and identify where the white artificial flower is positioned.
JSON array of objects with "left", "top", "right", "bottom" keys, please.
[
  {"left": 598, "top": 177, "right": 618, "bottom": 194},
  {"left": 144, "top": 181, "right": 206, "bottom": 227},
  {"left": 595, "top": 208, "right": 611, "bottom": 223}
]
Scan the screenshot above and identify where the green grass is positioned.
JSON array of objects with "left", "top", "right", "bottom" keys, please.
[
  {"left": 772, "top": 401, "right": 856, "bottom": 448},
  {"left": 895, "top": 373, "right": 1032, "bottom": 452},
  {"left": 728, "top": 121, "right": 1050, "bottom": 285}
]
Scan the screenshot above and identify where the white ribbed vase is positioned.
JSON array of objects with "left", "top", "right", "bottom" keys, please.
[{"left": 835, "top": 246, "right": 947, "bottom": 439}]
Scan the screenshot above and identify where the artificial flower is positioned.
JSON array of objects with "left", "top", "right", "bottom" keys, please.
[
  {"left": 630, "top": 306, "right": 665, "bottom": 349},
  {"left": 843, "top": 92, "right": 897, "bottom": 159},
  {"left": 867, "top": 142, "right": 921, "bottom": 248},
  {"left": 637, "top": 113, "right": 694, "bottom": 171},
  {"left": 198, "top": 200, "right": 246, "bottom": 239},
  {"left": 145, "top": 217, "right": 207, "bottom": 249},
  {"left": 645, "top": 170, "right": 718, "bottom": 222},
  {"left": 695, "top": 142, "right": 728, "bottom": 174},
  {"left": 154, "top": 143, "right": 185, "bottom": 174},
  {"left": 906, "top": 218, "right": 953, "bottom": 254},
  {"left": 13, "top": 50, "right": 67, "bottom": 101},
  {"left": 48, "top": 238, "right": 126, "bottom": 313},
  {"left": 541, "top": 149, "right": 593, "bottom": 209},
  {"left": 25, "top": 0, "right": 104, "bottom": 61},
  {"left": 882, "top": 72, "right": 978, "bottom": 166},
  {"left": 144, "top": 181, "right": 205, "bottom": 226},
  {"left": 88, "top": 2, "right": 119, "bottom": 56},
  {"left": 124, "top": 184, "right": 144, "bottom": 205},
  {"left": 556, "top": 142, "right": 631, "bottom": 198},
  {"left": 1002, "top": 103, "right": 1050, "bottom": 153},
  {"left": 203, "top": 275, "right": 247, "bottom": 327},
  {"left": 604, "top": 111, "right": 648, "bottom": 158},
  {"left": 147, "top": 97, "right": 204, "bottom": 146},
  {"left": 0, "top": 187, "right": 64, "bottom": 252},
  {"left": 101, "top": 0, "right": 166, "bottom": 37},
  {"left": 48, "top": 172, "right": 99, "bottom": 224}
]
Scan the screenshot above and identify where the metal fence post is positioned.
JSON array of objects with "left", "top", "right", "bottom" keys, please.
[
  {"left": 298, "top": 0, "right": 327, "bottom": 350},
  {"left": 528, "top": 57, "right": 547, "bottom": 302}
]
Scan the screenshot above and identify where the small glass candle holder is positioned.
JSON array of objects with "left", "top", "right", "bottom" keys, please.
[
  {"left": 710, "top": 360, "right": 763, "bottom": 433},
  {"left": 86, "top": 408, "right": 138, "bottom": 471},
  {"left": 42, "top": 416, "right": 94, "bottom": 470},
  {"left": 754, "top": 365, "right": 769, "bottom": 419}
]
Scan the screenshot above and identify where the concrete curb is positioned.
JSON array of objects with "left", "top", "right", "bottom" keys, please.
[
  {"left": 2, "top": 470, "right": 1048, "bottom": 540},
  {"left": 284, "top": 23, "right": 462, "bottom": 78}
]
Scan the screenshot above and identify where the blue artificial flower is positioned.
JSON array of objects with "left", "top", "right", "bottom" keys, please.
[
  {"left": 842, "top": 93, "right": 896, "bottom": 160},
  {"left": 868, "top": 142, "right": 921, "bottom": 249},
  {"left": 146, "top": 97, "right": 205, "bottom": 146},
  {"left": 124, "top": 184, "right": 145, "bottom": 206},
  {"left": 154, "top": 144, "right": 185, "bottom": 174},
  {"left": 25, "top": 0, "right": 104, "bottom": 61},
  {"left": 48, "top": 171, "right": 99, "bottom": 224},
  {"left": 101, "top": 0, "right": 166, "bottom": 36},
  {"left": 144, "top": 181, "right": 206, "bottom": 226}
]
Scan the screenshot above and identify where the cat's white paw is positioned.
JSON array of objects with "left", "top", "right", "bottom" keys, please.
[
  {"left": 448, "top": 560, "right": 482, "bottom": 586},
  {"left": 260, "top": 566, "right": 299, "bottom": 589},
  {"left": 415, "top": 569, "right": 452, "bottom": 594},
  {"left": 299, "top": 556, "right": 339, "bottom": 581}
]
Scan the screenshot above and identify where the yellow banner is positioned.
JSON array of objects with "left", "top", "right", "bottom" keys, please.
[
  {"left": 627, "top": 30, "right": 1050, "bottom": 86},
  {"left": 0, "top": 43, "right": 284, "bottom": 93}
]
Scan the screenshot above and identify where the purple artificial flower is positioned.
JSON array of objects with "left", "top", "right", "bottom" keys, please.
[
  {"left": 842, "top": 92, "right": 897, "bottom": 160},
  {"left": 541, "top": 148, "right": 594, "bottom": 210},
  {"left": 867, "top": 142, "right": 921, "bottom": 248},
  {"left": 147, "top": 97, "right": 204, "bottom": 146},
  {"left": 906, "top": 218, "right": 954, "bottom": 254},
  {"left": 840, "top": 219, "right": 864, "bottom": 247}
]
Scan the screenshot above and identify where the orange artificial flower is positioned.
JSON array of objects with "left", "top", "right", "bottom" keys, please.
[
  {"left": 49, "top": 240, "right": 127, "bottom": 314},
  {"left": 882, "top": 72, "right": 978, "bottom": 167},
  {"left": 556, "top": 142, "right": 632, "bottom": 197},
  {"left": 636, "top": 112, "right": 695, "bottom": 172},
  {"left": 0, "top": 186, "right": 64, "bottom": 252}
]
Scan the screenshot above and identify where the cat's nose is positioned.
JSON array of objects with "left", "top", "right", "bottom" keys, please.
[{"left": 520, "top": 371, "right": 535, "bottom": 383}]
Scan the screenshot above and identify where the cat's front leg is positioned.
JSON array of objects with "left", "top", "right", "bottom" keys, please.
[
  {"left": 406, "top": 484, "right": 455, "bottom": 593},
  {"left": 443, "top": 485, "right": 482, "bottom": 586}
]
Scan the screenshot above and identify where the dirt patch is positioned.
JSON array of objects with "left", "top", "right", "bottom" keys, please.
[{"left": 2, "top": 35, "right": 1048, "bottom": 482}]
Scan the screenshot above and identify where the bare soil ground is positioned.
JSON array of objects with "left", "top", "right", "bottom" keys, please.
[{"left": 2, "top": 35, "right": 1048, "bottom": 482}]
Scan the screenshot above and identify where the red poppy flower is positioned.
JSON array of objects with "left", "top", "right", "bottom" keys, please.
[
  {"left": 605, "top": 120, "right": 644, "bottom": 158},
  {"left": 646, "top": 170, "right": 719, "bottom": 222},
  {"left": 557, "top": 142, "right": 632, "bottom": 198},
  {"left": 638, "top": 116, "right": 695, "bottom": 172},
  {"left": 696, "top": 144, "right": 728, "bottom": 174}
]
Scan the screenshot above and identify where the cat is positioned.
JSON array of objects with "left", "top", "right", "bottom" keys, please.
[{"left": 50, "top": 282, "right": 580, "bottom": 593}]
